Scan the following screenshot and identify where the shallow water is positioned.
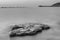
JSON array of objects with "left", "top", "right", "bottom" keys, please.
[{"left": 0, "top": 8, "right": 60, "bottom": 40}]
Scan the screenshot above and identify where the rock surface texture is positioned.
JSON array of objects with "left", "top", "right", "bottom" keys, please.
[{"left": 9, "top": 23, "right": 51, "bottom": 38}]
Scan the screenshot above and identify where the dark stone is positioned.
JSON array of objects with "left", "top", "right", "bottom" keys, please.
[
  {"left": 9, "top": 23, "right": 51, "bottom": 38},
  {"left": 41, "top": 25, "right": 51, "bottom": 30},
  {"left": 10, "top": 29, "right": 43, "bottom": 37},
  {"left": 10, "top": 33, "right": 16, "bottom": 37},
  {"left": 51, "top": 2, "right": 60, "bottom": 7}
]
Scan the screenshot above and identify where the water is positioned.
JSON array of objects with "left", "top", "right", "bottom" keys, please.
[{"left": 0, "top": 8, "right": 60, "bottom": 40}]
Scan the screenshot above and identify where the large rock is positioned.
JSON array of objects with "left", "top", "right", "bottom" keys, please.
[{"left": 9, "top": 23, "right": 51, "bottom": 38}]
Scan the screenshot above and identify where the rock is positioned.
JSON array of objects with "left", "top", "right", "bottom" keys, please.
[
  {"left": 51, "top": 2, "right": 60, "bottom": 7},
  {"left": 9, "top": 23, "right": 51, "bottom": 38}
]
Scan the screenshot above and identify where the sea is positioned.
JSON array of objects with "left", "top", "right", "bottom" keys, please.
[{"left": 0, "top": 7, "right": 60, "bottom": 40}]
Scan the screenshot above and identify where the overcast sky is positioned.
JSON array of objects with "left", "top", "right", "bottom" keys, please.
[{"left": 0, "top": 0, "right": 59, "bottom": 7}]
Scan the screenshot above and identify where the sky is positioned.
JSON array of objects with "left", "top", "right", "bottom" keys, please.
[{"left": 0, "top": 0, "right": 59, "bottom": 7}]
